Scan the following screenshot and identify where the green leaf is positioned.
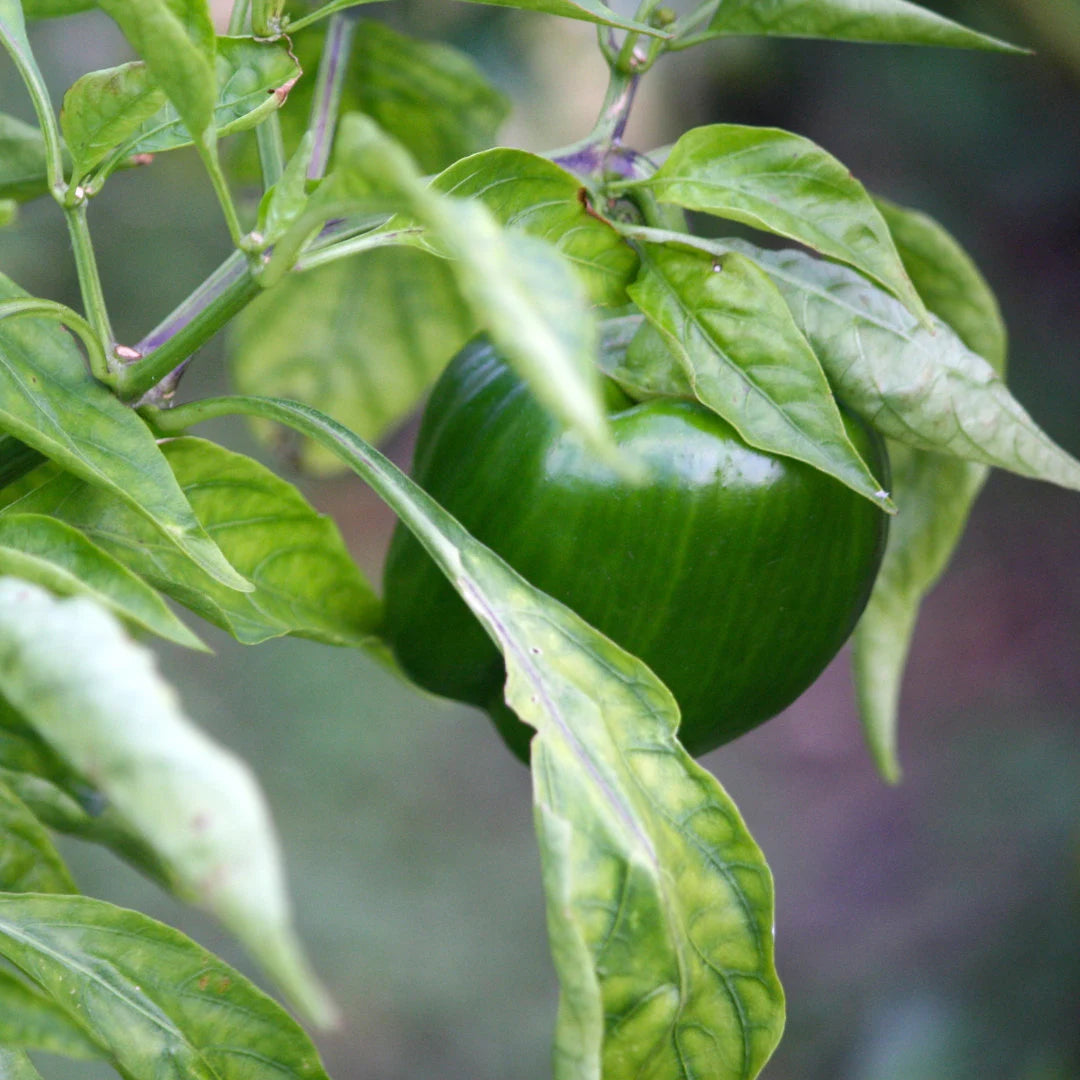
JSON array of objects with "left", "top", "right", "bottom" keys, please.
[
  {"left": 230, "top": 247, "right": 475, "bottom": 474},
  {"left": 0, "top": 513, "right": 205, "bottom": 649},
  {"left": 0, "top": 967, "right": 102, "bottom": 1061},
  {"left": 96, "top": 0, "right": 217, "bottom": 148},
  {"left": 0, "top": 200, "right": 13, "bottom": 226},
  {"left": 452, "top": 0, "right": 666, "bottom": 35},
  {"left": 0, "top": 273, "right": 250, "bottom": 593},
  {"left": 255, "top": 131, "right": 314, "bottom": 246},
  {"left": 288, "top": 19, "right": 509, "bottom": 175},
  {"left": 150, "top": 393, "right": 786, "bottom": 1080},
  {"left": 694, "top": 0, "right": 1025, "bottom": 52},
  {"left": 0, "top": 114, "right": 48, "bottom": 202},
  {"left": 6, "top": 437, "right": 380, "bottom": 646},
  {"left": 852, "top": 200, "right": 1008, "bottom": 781},
  {"left": 328, "top": 114, "right": 616, "bottom": 465},
  {"left": 624, "top": 124, "right": 928, "bottom": 322},
  {"left": 874, "top": 196, "right": 1007, "bottom": 372},
  {"left": 430, "top": 148, "right": 638, "bottom": 306},
  {"left": 120, "top": 37, "right": 301, "bottom": 160},
  {"left": 0, "top": 580, "right": 335, "bottom": 1026},
  {"left": 723, "top": 240, "right": 1080, "bottom": 489},
  {"left": 21, "top": 0, "right": 95, "bottom": 17},
  {"left": 60, "top": 62, "right": 167, "bottom": 182},
  {"left": 0, "top": 1047, "right": 46, "bottom": 1080},
  {"left": 0, "top": 779, "right": 76, "bottom": 894},
  {"left": 0, "top": 893, "right": 333, "bottom": 1078},
  {"left": 0, "top": 699, "right": 171, "bottom": 886},
  {"left": 627, "top": 241, "right": 893, "bottom": 509}
]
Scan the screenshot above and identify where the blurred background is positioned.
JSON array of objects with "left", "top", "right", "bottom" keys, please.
[{"left": 2, "top": 0, "right": 1079, "bottom": 1077}]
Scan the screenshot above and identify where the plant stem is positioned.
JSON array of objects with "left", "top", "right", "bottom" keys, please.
[
  {"left": 197, "top": 137, "right": 251, "bottom": 251},
  {"left": 0, "top": 297, "right": 110, "bottom": 382},
  {"left": 294, "top": 227, "right": 422, "bottom": 272},
  {"left": 228, "top": 0, "right": 252, "bottom": 34},
  {"left": 63, "top": 202, "right": 113, "bottom": 355},
  {"left": 257, "top": 111, "right": 287, "bottom": 189},
  {"left": 115, "top": 253, "right": 260, "bottom": 403},
  {"left": 307, "top": 12, "right": 358, "bottom": 181},
  {"left": 550, "top": 66, "right": 640, "bottom": 179}
]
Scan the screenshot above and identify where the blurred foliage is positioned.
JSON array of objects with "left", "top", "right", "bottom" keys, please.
[{"left": 1, "top": 1, "right": 1078, "bottom": 1077}]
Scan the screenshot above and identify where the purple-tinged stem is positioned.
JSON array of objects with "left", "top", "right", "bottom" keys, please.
[{"left": 307, "top": 13, "right": 358, "bottom": 181}]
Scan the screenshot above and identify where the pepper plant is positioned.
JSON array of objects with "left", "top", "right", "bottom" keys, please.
[{"left": 0, "top": 0, "right": 1076, "bottom": 1078}]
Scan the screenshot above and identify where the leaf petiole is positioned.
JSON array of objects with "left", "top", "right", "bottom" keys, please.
[{"left": 0, "top": 297, "right": 111, "bottom": 384}]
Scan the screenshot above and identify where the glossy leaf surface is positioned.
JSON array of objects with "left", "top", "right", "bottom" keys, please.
[
  {"left": 0, "top": 580, "right": 333, "bottom": 1025},
  {"left": 230, "top": 247, "right": 474, "bottom": 473},
  {"left": 628, "top": 241, "right": 891, "bottom": 507},
  {"left": 431, "top": 148, "right": 638, "bottom": 306},
  {"left": 852, "top": 201, "right": 1008, "bottom": 780},
  {"left": 8, "top": 436, "right": 380, "bottom": 646},
  {"left": 694, "top": 0, "right": 1023, "bottom": 51},
  {"left": 152, "top": 393, "right": 786, "bottom": 1080},
  {"left": 328, "top": 114, "right": 614, "bottom": 463},
  {"left": 725, "top": 241, "right": 1080, "bottom": 488},
  {"left": 0, "top": 114, "right": 48, "bottom": 201},
  {"left": 0, "top": 274, "right": 248, "bottom": 592},
  {"left": 0, "top": 513, "right": 204, "bottom": 649},
  {"left": 627, "top": 125, "right": 926, "bottom": 320},
  {"left": 0, "top": 779, "right": 76, "bottom": 894},
  {"left": 0, "top": 893, "right": 332, "bottom": 1079},
  {"left": 60, "top": 62, "right": 166, "bottom": 181},
  {"left": 0, "top": 965, "right": 102, "bottom": 1059},
  {"left": 97, "top": 0, "right": 217, "bottom": 147}
]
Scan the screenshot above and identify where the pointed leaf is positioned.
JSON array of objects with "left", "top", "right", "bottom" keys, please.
[
  {"left": 230, "top": 247, "right": 475, "bottom": 473},
  {"left": 96, "top": 0, "right": 217, "bottom": 147},
  {"left": 874, "top": 196, "right": 1007, "bottom": 372},
  {"left": 60, "top": 62, "right": 166, "bottom": 182},
  {"left": 0, "top": 274, "right": 249, "bottom": 592},
  {"left": 118, "top": 37, "right": 301, "bottom": 161},
  {"left": 0, "top": 114, "right": 48, "bottom": 202},
  {"left": 256, "top": 131, "right": 314, "bottom": 246},
  {"left": 0, "top": 513, "right": 205, "bottom": 649},
  {"left": 724, "top": 240, "right": 1080, "bottom": 489},
  {"left": 696, "top": 0, "right": 1025, "bottom": 52},
  {"left": 0, "top": 969, "right": 102, "bottom": 1061},
  {"left": 330, "top": 114, "right": 615, "bottom": 464},
  {"left": 626, "top": 125, "right": 927, "bottom": 320},
  {"left": 5, "top": 437, "right": 380, "bottom": 646},
  {"left": 431, "top": 148, "right": 638, "bottom": 306},
  {"left": 161, "top": 394, "right": 786, "bottom": 1080},
  {"left": 0, "top": 893, "right": 333, "bottom": 1079},
  {"left": 0, "top": 698, "right": 172, "bottom": 887},
  {"left": 628, "top": 241, "right": 892, "bottom": 508},
  {"left": 0, "top": 779, "right": 76, "bottom": 894},
  {"left": 852, "top": 199, "right": 1007, "bottom": 781},
  {"left": 0, "top": 580, "right": 334, "bottom": 1026}
]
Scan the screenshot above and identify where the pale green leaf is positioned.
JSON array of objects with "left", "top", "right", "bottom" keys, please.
[
  {"left": 852, "top": 199, "right": 1008, "bottom": 781},
  {"left": 0, "top": 273, "right": 249, "bottom": 592},
  {"left": 4, "top": 437, "right": 381, "bottom": 646},
  {"left": 624, "top": 124, "right": 927, "bottom": 321},
  {"left": 230, "top": 247, "right": 475, "bottom": 474},
  {"left": 0, "top": 967, "right": 102, "bottom": 1061},
  {"left": 327, "top": 114, "right": 614, "bottom": 464},
  {"left": 0, "top": 200, "right": 13, "bottom": 226},
  {"left": 695, "top": 0, "right": 1025, "bottom": 52},
  {"left": 96, "top": 0, "right": 217, "bottom": 147},
  {"left": 0, "top": 698, "right": 171, "bottom": 886},
  {"left": 431, "top": 148, "right": 638, "bottom": 306},
  {"left": 60, "top": 62, "right": 166, "bottom": 181},
  {"left": 0, "top": 1047, "right": 46, "bottom": 1080},
  {"left": 256, "top": 131, "right": 314, "bottom": 246},
  {"left": 0, "top": 580, "right": 334, "bottom": 1026},
  {"left": 118, "top": 37, "right": 301, "bottom": 160},
  {"left": 0, "top": 513, "right": 205, "bottom": 649},
  {"left": 628, "top": 241, "right": 892, "bottom": 508},
  {"left": 0, "top": 114, "right": 48, "bottom": 202},
  {"left": 0, "top": 779, "right": 76, "bottom": 894},
  {"left": 723, "top": 240, "right": 1080, "bottom": 489},
  {"left": 874, "top": 196, "right": 1007, "bottom": 371},
  {"left": 0, "top": 893, "right": 332, "bottom": 1078},
  {"left": 153, "top": 394, "right": 786, "bottom": 1080}
]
